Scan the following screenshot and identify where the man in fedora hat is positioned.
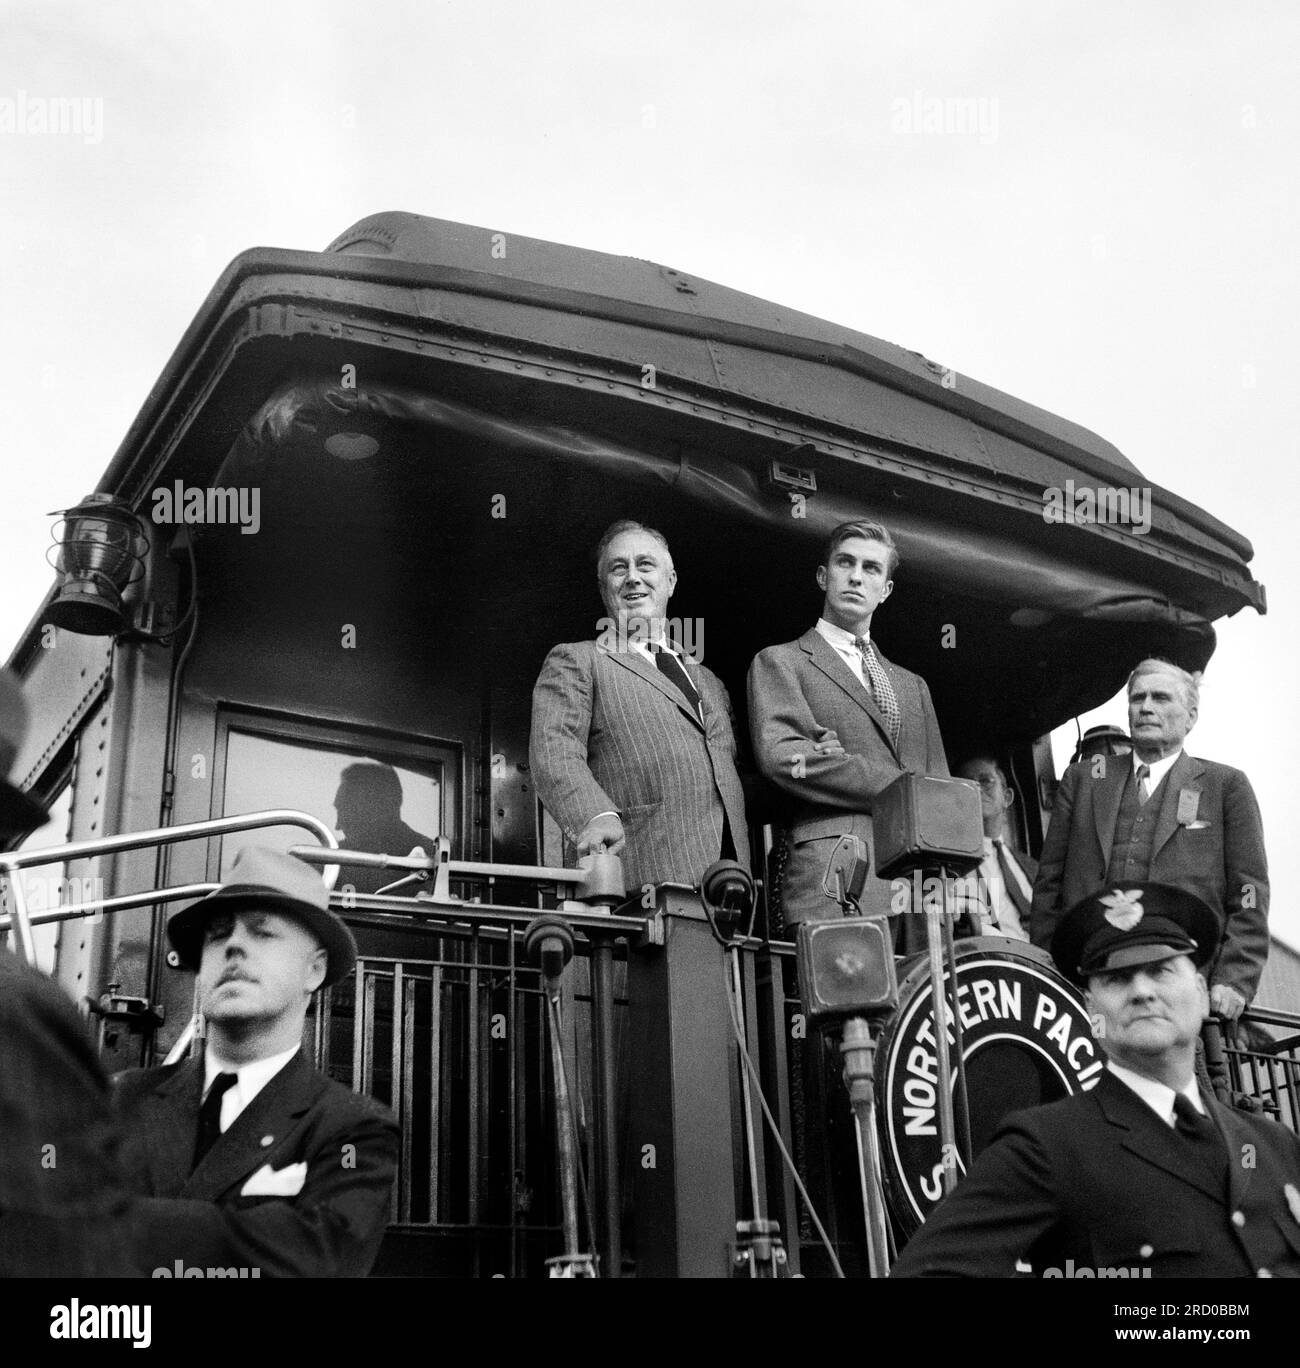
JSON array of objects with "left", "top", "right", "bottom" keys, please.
[
  {"left": 0, "top": 669, "right": 132, "bottom": 1276},
  {"left": 114, "top": 845, "right": 399, "bottom": 1277},
  {"left": 892, "top": 881, "right": 1300, "bottom": 1278}
]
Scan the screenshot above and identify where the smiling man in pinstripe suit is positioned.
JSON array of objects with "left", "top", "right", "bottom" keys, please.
[{"left": 529, "top": 520, "right": 750, "bottom": 893}]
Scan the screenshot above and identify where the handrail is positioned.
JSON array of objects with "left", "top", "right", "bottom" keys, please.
[
  {"left": 0, "top": 809, "right": 339, "bottom": 964},
  {"left": 288, "top": 837, "right": 626, "bottom": 908}
]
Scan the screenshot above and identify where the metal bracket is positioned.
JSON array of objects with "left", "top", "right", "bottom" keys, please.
[{"left": 90, "top": 991, "right": 165, "bottom": 1033}]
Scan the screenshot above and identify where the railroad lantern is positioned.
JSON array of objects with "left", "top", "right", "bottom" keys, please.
[{"left": 45, "top": 494, "right": 148, "bottom": 636}]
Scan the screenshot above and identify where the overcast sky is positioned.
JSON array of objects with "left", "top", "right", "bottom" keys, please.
[{"left": 3, "top": 1, "right": 1296, "bottom": 947}]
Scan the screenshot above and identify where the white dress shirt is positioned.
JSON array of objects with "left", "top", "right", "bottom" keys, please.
[
  {"left": 1106, "top": 1060, "right": 1206, "bottom": 1127},
  {"left": 202, "top": 1043, "right": 300, "bottom": 1134},
  {"left": 974, "top": 837, "right": 1031, "bottom": 941},
  {"left": 815, "top": 617, "right": 870, "bottom": 688},
  {"left": 1133, "top": 748, "right": 1181, "bottom": 795}
]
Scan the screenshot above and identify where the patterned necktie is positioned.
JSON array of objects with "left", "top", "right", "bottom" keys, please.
[
  {"left": 1136, "top": 764, "right": 1152, "bottom": 805},
  {"left": 193, "top": 1071, "right": 238, "bottom": 1171},
  {"left": 854, "top": 636, "right": 900, "bottom": 747},
  {"left": 651, "top": 645, "right": 703, "bottom": 722}
]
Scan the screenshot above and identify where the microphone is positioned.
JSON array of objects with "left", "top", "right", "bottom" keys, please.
[
  {"left": 820, "top": 835, "right": 870, "bottom": 912},
  {"left": 699, "top": 860, "right": 756, "bottom": 942}
]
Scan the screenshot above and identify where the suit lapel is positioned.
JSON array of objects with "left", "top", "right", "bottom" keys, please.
[
  {"left": 598, "top": 642, "right": 705, "bottom": 732},
  {"left": 137, "top": 1056, "right": 205, "bottom": 1197},
  {"left": 1092, "top": 763, "right": 1128, "bottom": 869},
  {"left": 799, "top": 629, "right": 898, "bottom": 760},
  {"left": 1095, "top": 1071, "right": 1224, "bottom": 1202},
  {"left": 184, "top": 1051, "right": 324, "bottom": 1200},
  {"left": 1151, "top": 753, "right": 1203, "bottom": 862}
]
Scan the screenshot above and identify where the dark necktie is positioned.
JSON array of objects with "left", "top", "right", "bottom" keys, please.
[
  {"left": 1172, "top": 1092, "right": 1227, "bottom": 1185},
  {"left": 854, "top": 637, "right": 900, "bottom": 747},
  {"left": 651, "top": 645, "right": 703, "bottom": 722},
  {"left": 193, "top": 1071, "right": 238, "bottom": 1171},
  {"left": 1172, "top": 1091, "right": 1214, "bottom": 1141},
  {"left": 1136, "top": 763, "right": 1152, "bottom": 805}
]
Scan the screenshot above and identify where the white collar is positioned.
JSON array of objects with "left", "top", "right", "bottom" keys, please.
[
  {"left": 816, "top": 617, "right": 867, "bottom": 649},
  {"left": 1132, "top": 749, "right": 1182, "bottom": 790},
  {"left": 203, "top": 1042, "right": 300, "bottom": 1103},
  {"left": 631, "top": 635, "right": 676, "bottom": 656},
  {"left": 1106, "top": 1060, "right": 1204, "bottom": 1126}
]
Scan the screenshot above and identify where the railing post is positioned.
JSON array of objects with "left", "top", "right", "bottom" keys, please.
[{"left": 626, "top": 886, "right": 739, "bottom": 1277}]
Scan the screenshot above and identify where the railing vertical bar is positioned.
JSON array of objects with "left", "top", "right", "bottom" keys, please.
[
  {"left": 507, "top": 929, "right": 520, "bottom": 1278},
  {"left": 467, "top": 935, "right": 481, "bottom": 1228},
  {"left": 362, "top": 963, "right": 377, "bottom": 1096},
  {"left": 351, "top": 960, "right": 366, "bottom": 1094},
  {"left": 429, "top": 963, "right": 443, "bottom": 1225},
  {"left": 392, "top": 962, "right": 408, "bottom": 1224}
]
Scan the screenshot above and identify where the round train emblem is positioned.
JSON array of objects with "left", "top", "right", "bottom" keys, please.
[{"left": 878, "top": 941, "right": 1101, "bottom": 1234}]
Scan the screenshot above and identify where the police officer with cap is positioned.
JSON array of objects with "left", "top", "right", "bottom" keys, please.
[
  {"left": 893, "top": 880, "right": 1300, "bottom": 1277},
  {"left": 114, "top": 846, "right": 398, "bottom": 1277}
]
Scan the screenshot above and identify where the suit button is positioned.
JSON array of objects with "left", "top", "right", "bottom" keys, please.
[
  {"left": 1231, "top": 1211, "right": 1246, "bottom": 1228},
  {"left": 1138, "top": 1244, "right": 1154, "bottom": 1259},
  {"left": 261, "top": 1135, "right": 274, "bottom": 1147}
]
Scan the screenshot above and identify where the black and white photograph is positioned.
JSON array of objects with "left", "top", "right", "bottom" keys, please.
[{"left": 1, "top": 0, "right": 1297, "bottom": 1335}]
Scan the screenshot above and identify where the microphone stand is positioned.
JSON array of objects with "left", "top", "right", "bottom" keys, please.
[
  {"left": 525, "top": 915, "right": 598, "bottom": 1279},
  {"left": 828, "top": 866, "right": 893, "bottom": 1278}
]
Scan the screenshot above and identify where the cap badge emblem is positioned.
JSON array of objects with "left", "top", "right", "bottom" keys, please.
[{"left": 1101, "top": 888, "right": 1145, "bottom": 931}]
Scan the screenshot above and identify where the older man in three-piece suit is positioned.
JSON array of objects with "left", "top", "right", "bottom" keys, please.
[
  {"left": 748, "top": 520, "right": 948, "bottom": 935},
  {"left": 1031, "top": 659, "right": 1269, "bottom": 1018},
  {"left": 114, "top": 846, "right": 398, "bottom": 1277},
  {"left": 530, "top": 520, "right": 749, "bottom": 892}
]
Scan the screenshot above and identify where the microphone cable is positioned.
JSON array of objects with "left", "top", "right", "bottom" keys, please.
[{"left": 718, "top": 952, "right": 845, "bottom": 1278}]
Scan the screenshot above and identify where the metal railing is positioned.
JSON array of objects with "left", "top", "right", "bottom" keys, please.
[
  {"left": 0, "top": 809, "right": 341, "bottom": 962},
  {"left": 5, "top": 817, "right": 1298, "bottom": 1277},
  {"left": 1207, "top": 1012, "right": 1300, "bottom": 1132}
]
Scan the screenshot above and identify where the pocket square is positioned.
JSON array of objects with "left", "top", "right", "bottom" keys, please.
[
  {"left": 1181, "top": 820, "right": 1211, "bottom": 830},
  {"left": 241, "top": 1161, "right": 307, "bottom": 1197}
]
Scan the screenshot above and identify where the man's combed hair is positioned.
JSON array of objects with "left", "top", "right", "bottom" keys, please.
[
  {"left": 1127, "top": 657, "right": 1201, "bottom": 711},
  {"left": 824, "top": 519, "right": 899, "bottom": 577},
  {"left": 595, "top": 519, "right": 673, "bottom": 576},
  {"left": 957, "top": 754, "right": 1010, "bottom": 787}
]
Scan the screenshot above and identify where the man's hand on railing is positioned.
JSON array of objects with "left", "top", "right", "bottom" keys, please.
[
  {"left": 1210, "top": 984, "right": 1247, "bottom": 1022},
  {"left": 577, "top": 813, "right": 625, "bottom": 859}
]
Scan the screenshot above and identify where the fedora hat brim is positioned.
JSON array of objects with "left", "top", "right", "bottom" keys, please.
[{"left": 167, "top": 885, "right": 357, "bottom": 987}]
